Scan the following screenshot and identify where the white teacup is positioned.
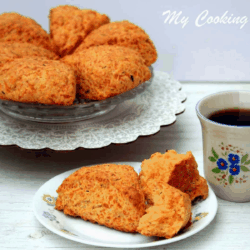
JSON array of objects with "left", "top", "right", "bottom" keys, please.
[{"left": 196, "top": 90, "right": 250, "bottom": 202}]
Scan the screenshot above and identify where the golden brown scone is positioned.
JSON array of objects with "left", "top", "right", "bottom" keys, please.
[
  {"left": 137, "top": 180, "right": 192, "bottom": 238},
  {"left": 55, "top": 164, "right": 146, "bottom": 233},
  {"left": 139, "top": 150, "right": 200, "bottom": 195},
  {"left": 0, "top": 12, "right": 54, "bottom": 51},
  {"left": 62, "top": 45, "right": 151, "bottom": 100},
  {"left": 0, "top": 42, "right": 59, "bottom": 67},
  {"left": 74, "top": 21, "right": 157, "bottom": 66},
  {"left": 49, "top": 5, "right": 110, "bottom": 57},
  {"left": 0, "top": 54, "right": 16, "bottom": 69},
  {"left": 186, "top": 176, "right": 209, "bottom": 201},
  {"left": 0, "top": 57, "right": 76, "bottom": 105}
]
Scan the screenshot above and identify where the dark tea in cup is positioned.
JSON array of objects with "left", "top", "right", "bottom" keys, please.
[{"left": 208, "top": 108, "right": 250, "bottom": 126}]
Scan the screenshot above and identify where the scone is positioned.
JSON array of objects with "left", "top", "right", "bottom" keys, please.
[
  {"left": 55, "top": 164, "right": 146, "bottom": 233},
  {"left": 186, "top": 176, "right": 209, "bottom": 201},
  {"left": 74, "top": 20, "right": 157, "bottom": 66},
  {"left": 139, "top": 150, "right": 200, "bottom": 195},
  {"left": 62, "top": 45, "right": 151, "bottom": 100},
  {"left": 0, "top": 57, "right": 76, "bottom": 105},
  {"left": 0, "top": 12, "right": 54, "bottom": 51},
  {"left": 49, "top": 5, "right": 110, "bottom": 56},
  {"left": 137, "top": 180, "right": 192, "bottom": 238},
  {"left": 0, "top": 42, "right": 59, "bottom": 67}
]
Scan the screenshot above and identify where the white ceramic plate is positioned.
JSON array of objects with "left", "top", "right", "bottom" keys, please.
[{"left": 33, "top": 162, "right": 218, "bottom": 248}]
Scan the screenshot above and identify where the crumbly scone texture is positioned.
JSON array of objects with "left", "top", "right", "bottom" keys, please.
[
  {"left": 55, "top": 164, "right": 146, "bottom": 233},
  {"left": 139, "top": 150, "right": 200, "bottom": 196},
  {"left": 74, "top": 20, "right": 157, "bottom": 66},
  {"left": 61, "top": 45, "right": 151, "bottom": 100},
  {"left": 0, "top": 12, "right": 54, "bottom": 51},
  {"left": 0, "top": 42, "right": 59, "bottom": 67},
  {"left": 49, "top": 5, "right": 110, "bottom": 57},
  {"left": 186, "top": 176, "right": 209, "bottom": 201},
  {"left": 0, "top": 57, "right": 76, "bottom": 105},
  {"left": 137, "top": 180, "right": 192, "bottom": 238}
]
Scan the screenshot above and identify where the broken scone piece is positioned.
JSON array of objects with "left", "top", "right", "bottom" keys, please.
[
  {"left": 137, "top": 180, "right": 192, "bottom": 238},
  {"left": 140, "top": 150, "right": 200, "bottom": 194},
  {"left": 139, "top": 150, "right": 208, "bottom": 203},
  {"left": 55, "top": 164, "right": 146, "bottom": 233},
  {"left": 186, "top": 176, "right": 209, "bottom": 201}
]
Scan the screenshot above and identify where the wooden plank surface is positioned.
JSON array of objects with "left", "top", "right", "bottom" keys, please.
[{"left": 1, "top": 83, "right": 250, "bottom": 250}]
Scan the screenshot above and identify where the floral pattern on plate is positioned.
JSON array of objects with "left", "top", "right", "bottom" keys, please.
[
  {"left": 42, "top": 194, "right": 57, "bottom": 206},
  {"left": 42, "top": 206, "right": 78, "bottom": 237}
]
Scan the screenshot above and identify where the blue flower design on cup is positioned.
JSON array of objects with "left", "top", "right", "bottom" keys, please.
[
  {"left": 228, "top": 153, "right": 240, "bottom": 165},
  {"left": 209, "top": 146, "right": 250, "bottom": 186},
  {"left": 216, "top": 158, "right": 228, "bottom": 170},
  {"left": 229, "top": 164, "right": 240, "bottom": 176}
]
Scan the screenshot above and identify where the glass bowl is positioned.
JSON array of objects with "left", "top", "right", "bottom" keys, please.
[{"left": 0, "top": 67, "right": 153, "bottom": 123}]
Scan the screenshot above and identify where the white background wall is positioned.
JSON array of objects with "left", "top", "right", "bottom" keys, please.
[{"left": 1, "top": 0, "right": 250, "bottom": 81}]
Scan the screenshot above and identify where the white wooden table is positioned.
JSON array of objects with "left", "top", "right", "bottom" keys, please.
[{"left": 1, "top": 82, "right": 250, "bottom": 250}]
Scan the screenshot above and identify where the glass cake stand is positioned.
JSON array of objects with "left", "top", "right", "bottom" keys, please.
[{"left": 0, "top": 67, "right": 153, "bottom": 123}]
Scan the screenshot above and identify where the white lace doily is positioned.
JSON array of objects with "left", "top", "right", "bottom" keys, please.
[{"left": 0, "top": 71, "right": 186, "bottom": 150}]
